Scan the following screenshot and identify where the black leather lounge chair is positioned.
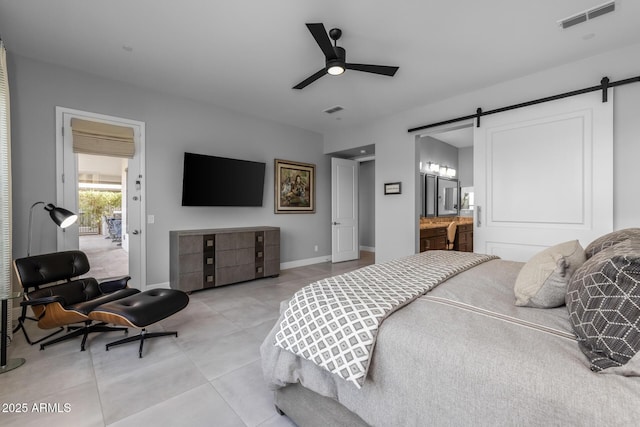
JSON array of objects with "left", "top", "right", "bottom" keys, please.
[
  {"left": 13, "top": 250, "right": 139, "bottom": 351},
  {"left": 13, "top": 250, "right": 190, "bottom": 356}
]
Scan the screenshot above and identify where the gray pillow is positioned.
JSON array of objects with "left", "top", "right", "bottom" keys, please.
[
  {"left": 566, "top": 239, "right": 640, "bottom": 374},
  {"left": 514, "top": 240, "right": 585, "bottom": 308},
  {"left": 584, "top": 228, "right": 640, "bottom": 259}
]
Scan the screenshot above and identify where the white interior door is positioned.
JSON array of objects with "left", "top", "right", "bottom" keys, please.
[
  {"left": 332, "top": 157, "right": 359, "bottom": 263},
  {"left": 56, "top": 107, "right": 146, "bottom": 289},
  {"left": 474, "top": 91, "right": 613, "bottom": 261}
]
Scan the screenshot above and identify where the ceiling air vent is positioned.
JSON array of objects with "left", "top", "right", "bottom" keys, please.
[
  {"left": 323, "top": 105, "right": 344, "bottom": 114},
  {"left": 588, "top": 1, "right": 616, "bottom": 19},
  {"left": 560, "top": 13, "right": 587, "bottom": 29},
  {"left": 558, "top": 1, "right": 615, "bottom": 29}
]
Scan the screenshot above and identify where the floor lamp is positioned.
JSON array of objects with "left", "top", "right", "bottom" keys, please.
[
  {"left": 27, "top": 201, "right": 78, "bottom": 256},
  {"left": 18, "top": 201, "right": 78, "bottom": 338},
  {"left": 1, "top": 202, "right": 78, "bottom": 374}
]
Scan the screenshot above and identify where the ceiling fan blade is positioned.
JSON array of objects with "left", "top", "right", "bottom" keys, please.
[
  {"left": 292, "top": 68, "right": 327, "bottom": 90},
  {"left": 306, "top": 23, "right": 337, "bottom": 60},
  {"left": 346, "top": 63, "right": 399, "bottom": 76}
]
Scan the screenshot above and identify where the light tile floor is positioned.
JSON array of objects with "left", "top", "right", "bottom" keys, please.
[
  {"left": 79, "top": 234, "right": 129, "bottom": 278},
  {"left": 2, "top": 252, "right": 374, "bottom": 427}
]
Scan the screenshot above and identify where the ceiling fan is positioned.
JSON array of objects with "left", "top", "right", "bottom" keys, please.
[{"left": 293, "top": 23, "right": 399, "bottom": 90}]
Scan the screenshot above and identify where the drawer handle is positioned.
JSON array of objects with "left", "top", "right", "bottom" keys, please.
[
  {"left": 256, "top": 251, "right": 263, "bottom": 258},
  {"left": 256, "top": 267, "right": 263, "bottom": 273},
  {"left": 206, "top": 239, "right": 214, "bottom": 247},
  {"left": 206, "top": 257, "right": 214, "bottom": 265},
  {"left": 206, "top": 275, "right": 214, "bottom": 283}
]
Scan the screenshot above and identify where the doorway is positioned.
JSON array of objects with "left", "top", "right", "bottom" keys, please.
[
  {"left": 416, "top": 124, "right": 474, "bottom": 252},
  {"left": 76, "top": 153, "right": 129, "bottom": 278},
  {"left": 329, "top": 145, "right": 375, "bottom": 263},
  {"left": 55, "top": 107, "right": 146, "bottom": 290},
  {"left": 331, "top": 157, "right": 359, "bottom": 263}
]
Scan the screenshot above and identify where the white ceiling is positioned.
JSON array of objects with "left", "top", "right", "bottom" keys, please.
[{"left": 1, "top": 1, "right": 638, "bottom": 134}]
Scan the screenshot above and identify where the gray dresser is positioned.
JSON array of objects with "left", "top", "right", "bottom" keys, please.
[{"left": 169, "top": 226, "right": 280, "bottom": 292}]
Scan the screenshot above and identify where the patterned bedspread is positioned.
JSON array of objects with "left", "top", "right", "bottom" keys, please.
[{"left": 273, "top": 250, "right": 498, "bottom": 387}]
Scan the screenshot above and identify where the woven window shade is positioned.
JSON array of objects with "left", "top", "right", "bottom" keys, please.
[{"left": 71, "top": 118, "right": 135, "bottom": 158}]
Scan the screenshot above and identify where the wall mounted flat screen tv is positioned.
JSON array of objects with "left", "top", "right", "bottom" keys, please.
[{"left": 181, "top": 152, "right": 266, "bottom": 206}]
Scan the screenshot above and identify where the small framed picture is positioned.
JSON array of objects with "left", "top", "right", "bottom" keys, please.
[{"left": 384, "top": 182, "right": 401, "bottom": 195}]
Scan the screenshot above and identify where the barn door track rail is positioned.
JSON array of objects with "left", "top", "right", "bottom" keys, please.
[{"left": 408, "top": 74, "right": 640, "bottom": 133}]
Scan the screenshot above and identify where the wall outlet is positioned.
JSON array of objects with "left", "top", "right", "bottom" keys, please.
[
  {"left": 314, "top": 245, "right": 318, "bottom": 252},
  {"left": 147, "top": 214, "right": 155, "bottom": 224}
]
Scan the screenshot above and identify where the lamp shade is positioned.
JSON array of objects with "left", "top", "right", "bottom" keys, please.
[
  {"left": 28, "top": 201, "right": 78, "bottom": 256},
  {"left": 44, "top": 204, "right": 78, "bottom": 229}
]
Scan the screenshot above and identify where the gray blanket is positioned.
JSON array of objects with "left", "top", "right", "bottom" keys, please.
[
  {"left": 261, "top": 259, "right": 640, "bottom": 426},
  {"left": 273, "top": 251, "right": 497, "bottom": 387}
]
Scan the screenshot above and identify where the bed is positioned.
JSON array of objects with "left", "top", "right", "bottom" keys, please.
[{"left": 260, "top": 229, "right": 640, "bottom": 426}]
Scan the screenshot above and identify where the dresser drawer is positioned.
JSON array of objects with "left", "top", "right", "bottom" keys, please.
[
  {"left": 420, "top": 235, "right": 447, "bottom": 251},
  {"left": 420, "top": 227, "right": 447, "bottom": 238},
  {"left": 170, "top": 227, "right": 280, "bottom": 292},
  {"left": 457, "top": 223, "right": 473, "bottom": 233}
]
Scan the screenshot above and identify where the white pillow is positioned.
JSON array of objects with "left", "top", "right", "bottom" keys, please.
[{"left": 514, "top": 240, "right": 586, "bottom": 308}]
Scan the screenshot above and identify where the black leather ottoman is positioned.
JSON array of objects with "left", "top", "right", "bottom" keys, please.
[{"left": 88, "top": 289, "right": 189, "bottom": 357}]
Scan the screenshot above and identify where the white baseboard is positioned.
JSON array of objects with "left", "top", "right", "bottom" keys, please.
[
  {"left": 360, "top": 246, "right": 375, "bottom": 252},
  {"left": 281, "top": 255, "right": 332, "bottom": 270}
]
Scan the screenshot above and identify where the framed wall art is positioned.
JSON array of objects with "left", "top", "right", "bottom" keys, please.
[
  {"left": 274, "top": 159, "right": 315, "bottom": 213},
  {"left": 384, "top": 182, "right": 402, "bottom": 195}
]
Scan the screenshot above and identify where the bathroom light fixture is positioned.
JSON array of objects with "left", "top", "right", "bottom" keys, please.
[{"left": 428, "top": 162, "right": 440, "bottom": 173}]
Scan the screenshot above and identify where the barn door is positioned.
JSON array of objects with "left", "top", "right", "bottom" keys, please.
[{"left": 473, "top": 91, "right": 613, "bottom": 261}]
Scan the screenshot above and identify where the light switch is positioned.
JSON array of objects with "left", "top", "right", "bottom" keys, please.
[{"left": 147, "top": 215, "right": 155, "bottom": 224}]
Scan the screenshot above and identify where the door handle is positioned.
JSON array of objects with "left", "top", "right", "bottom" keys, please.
[
  {"left": 332, "top": 221, "right": 341, "bottom": 225},
  {"left": 132, "top": 230, "right": 140, "bottom": 235}
]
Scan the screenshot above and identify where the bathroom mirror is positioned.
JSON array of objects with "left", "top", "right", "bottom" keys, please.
[
  {"left": 424, "top": 174, "right": 436, "bottom": 217},
  {"left": 436, "top": 177, "right": 459, "bottom": 216},
  {"left": 460, "top": 186, "right": 474, "bottom": 216}
]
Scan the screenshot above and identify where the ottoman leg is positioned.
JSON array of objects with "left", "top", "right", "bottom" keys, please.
[{"left": 105, "top": 328, "right": 179, "bottom": 358}]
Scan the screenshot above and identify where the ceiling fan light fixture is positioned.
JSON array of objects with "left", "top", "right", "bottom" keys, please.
[
  {"left": 327, "top": 63, "right": 345, "bottom": 76},
  {"left": 292, "top": 23, "right": 399, "bottom": 89},
  {"left": 327, "top": 46, "right": 346, "bottom": 76}
]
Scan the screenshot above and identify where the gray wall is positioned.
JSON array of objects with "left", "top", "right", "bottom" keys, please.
[
  {"left": 324, "top": 42, "right": 640, "bottom": 263},
  {"left": 358, "top": 160, "right": 375, "bottom": 248},
  {"left": 419, "top": 137, "right": 473, "bottom": 187},
  {"left": 9, "top": 54, "right": 330, "bottom": 286},
  {"left": 419, "top": 136, "right": 458, "bottom": 174},
  {"left": 457, "top": 147, "right": 473, "bottom": 188}
]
